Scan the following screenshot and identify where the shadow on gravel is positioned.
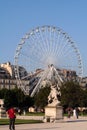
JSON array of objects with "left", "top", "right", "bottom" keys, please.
[{"left": 67, "top": 119, "right": 87, "bottom": 123}]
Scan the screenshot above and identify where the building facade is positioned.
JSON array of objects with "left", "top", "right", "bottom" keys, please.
[{"left": 0, "top": 62, "right": 87, "bottom": 91}]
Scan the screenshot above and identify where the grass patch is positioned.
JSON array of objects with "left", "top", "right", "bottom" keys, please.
[
  {"left": 24, "top": 112, "right": 44, "bottom": 116},
  {"left": 0, "top": 118, "right": 43, "bottom": 125}
]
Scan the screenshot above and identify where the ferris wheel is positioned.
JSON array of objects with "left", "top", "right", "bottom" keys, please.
[{"left": 14, "top": 25, "right": 83, "bottom": 95}]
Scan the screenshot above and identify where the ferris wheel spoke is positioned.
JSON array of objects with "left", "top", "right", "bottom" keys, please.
[
  {"left": 30, "top": 33, "right": 45, "bottom": 56},
  {"left": 58, "top": 39, "right": 75, "bottom": 57},
  {"left": 55, "top": 31, "right": 64, "bottom": 57},
  {"left": 41, "top": 27, "right": 50, "bottom": 54},
  {"left": 21, "top": 53, "right": 42, "bottom": 68},
  {"left": 21, "top": 48, "right": 45, "bottom": 69},
  {"left": 53, "top": 31, "right": 61, "bottom": 57},
  {"left": 45, "top": 26, "right": 50, "bottom": 54},
  {"left": 51, "top": 27, "right": 58, "bottom": 56},
  {"left": 59, "top": 45, "right": 73, "bottom": 58}
]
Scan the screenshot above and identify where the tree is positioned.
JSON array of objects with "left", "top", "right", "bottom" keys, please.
[
  {"left": 0, "top": 88, "right": 8, "bottom": 98},
  {"left": 0, "top": 88, "right": 35, "bottom": 110},
  {"left": 4, "top": 89, "right": 14, "bottom": 109},
  {"left": 82, "top": 88, "right": 87, "bottom": 107},
  {"left": 13, "top": 88, "right": 25, "bottom": 108},
  {"left": 34, "top": 85, "right": 51, "bottom": 109},
  {"left": 60, "top": 81, "right": 84, "bottom": 108},
  {"left": 23, "top": 95, "right": 34, "bottom": 109}
]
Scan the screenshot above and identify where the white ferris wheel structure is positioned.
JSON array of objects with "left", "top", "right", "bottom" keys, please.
[{"left": 14, "top": 25, "right": 83, "bottom": 96}]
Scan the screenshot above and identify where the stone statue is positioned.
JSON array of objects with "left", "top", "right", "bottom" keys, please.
[
  {"left": 0, "top": 99, "right": 6, "bottom": 118},
  {"left": 48, "top": 84, "right": 60, "bottom": 106},
  {"left": 44, "top": 83, "right": 63, "bottom": 122},
  {"left": 0, "top": 99, "right": 4, "bottom": 108}
]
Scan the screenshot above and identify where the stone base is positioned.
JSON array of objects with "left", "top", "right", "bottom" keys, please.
[
  {"left": 44, "top": 104, "right": 63, "bottom": 122},
  {"left": 0, "top": 107, "right": 7, "bottom": 118}
]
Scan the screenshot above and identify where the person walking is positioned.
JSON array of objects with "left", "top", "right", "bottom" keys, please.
[
  {"left": 67, "top": 109, "right": 71, "bottom": 118},
  {"left": 73, "top": 108, "right": 79, "bottom": 119},
  {"left": 7, "top": 107, "right": 16, "bottom": 130}
]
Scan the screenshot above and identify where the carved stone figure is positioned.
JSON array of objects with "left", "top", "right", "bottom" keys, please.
[{"left": 48, "top": 85, "right": 60, "bottom": 106}]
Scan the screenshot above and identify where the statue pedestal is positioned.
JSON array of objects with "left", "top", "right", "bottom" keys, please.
[
  {"left": 44, "top": 102, "right": 63, "bottom": 122},
  {"left": 0, "top": 107, "right": 7, "bottom": 118}
]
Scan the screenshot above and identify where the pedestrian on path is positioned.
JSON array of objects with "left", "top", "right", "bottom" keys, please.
[
  {"left": 7, "top": 107, "right": 16, "bottom": 130},
  {"left": 66, "top": 107, "right": 72, "bottom": 118},
  {"left": 73, "top": 107, "right": 79, "bottom": 119}
]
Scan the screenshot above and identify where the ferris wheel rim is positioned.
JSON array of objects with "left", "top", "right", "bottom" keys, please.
[
  {"left": 14, "top": 25, "right": 84, "bottom": 95},
  {"left": 14, "top": 25, "right": 83, "bottom": 80}
]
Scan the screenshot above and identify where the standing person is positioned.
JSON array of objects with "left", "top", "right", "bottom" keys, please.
[
  {"left": 7, "top": 107, "right": 16, "bottom": 130},
  {"left": 67, "top": 109, "right": 71, "bottom": 118},
  {"left": 66, "top": 107, "right": 72, "bottom": 118},
  {"left": 76, "top": 107, "right": 79, "bottom": 119},
  {"left": 73, "top": 108, "right": 76, "bottom": 118},
  {"left": 73, "top": 108, "right": 78, "bottom": 119}
]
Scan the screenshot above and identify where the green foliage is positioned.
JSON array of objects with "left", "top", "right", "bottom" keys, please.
[
  {"left": 34, "top": 86, "right": 51, "bottom": 109},
  {"left": 82, "top": 88, "right": 87, "bottom": 107},
  {"left": 0, "top": 88, "right": 34, "bottom": 109},
  {"left": 24, "top": 95, "right": 34, "bottom": 108},
  {"left": 0, "top": 88, "right": 8, "bottom": 98},
  {"left": 4, "top": 89, "right": 14, "bottom": 108},
  {"left": 60, "top": 81, "right": 85, "bottom": 108},
  {"left": 1, "top": 80, "right": 87, "bottom": 111}
]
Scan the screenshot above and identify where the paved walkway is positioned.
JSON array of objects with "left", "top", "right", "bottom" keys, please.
[{"left": 1, "top": 116, "right": 87, "bottom": 130}]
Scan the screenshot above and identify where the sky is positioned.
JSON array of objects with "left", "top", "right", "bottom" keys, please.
[{"left": 0, "top": 0, "right": 87, "bottom": 77}]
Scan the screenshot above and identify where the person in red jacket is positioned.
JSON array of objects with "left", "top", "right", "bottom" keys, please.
[{"left": 7, "top": 107, "right": 16, "bottom": 130}]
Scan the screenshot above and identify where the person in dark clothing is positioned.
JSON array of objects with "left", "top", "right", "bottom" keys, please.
[{"left": 7, "top": 107, "right": 16, "bottom": 130}]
